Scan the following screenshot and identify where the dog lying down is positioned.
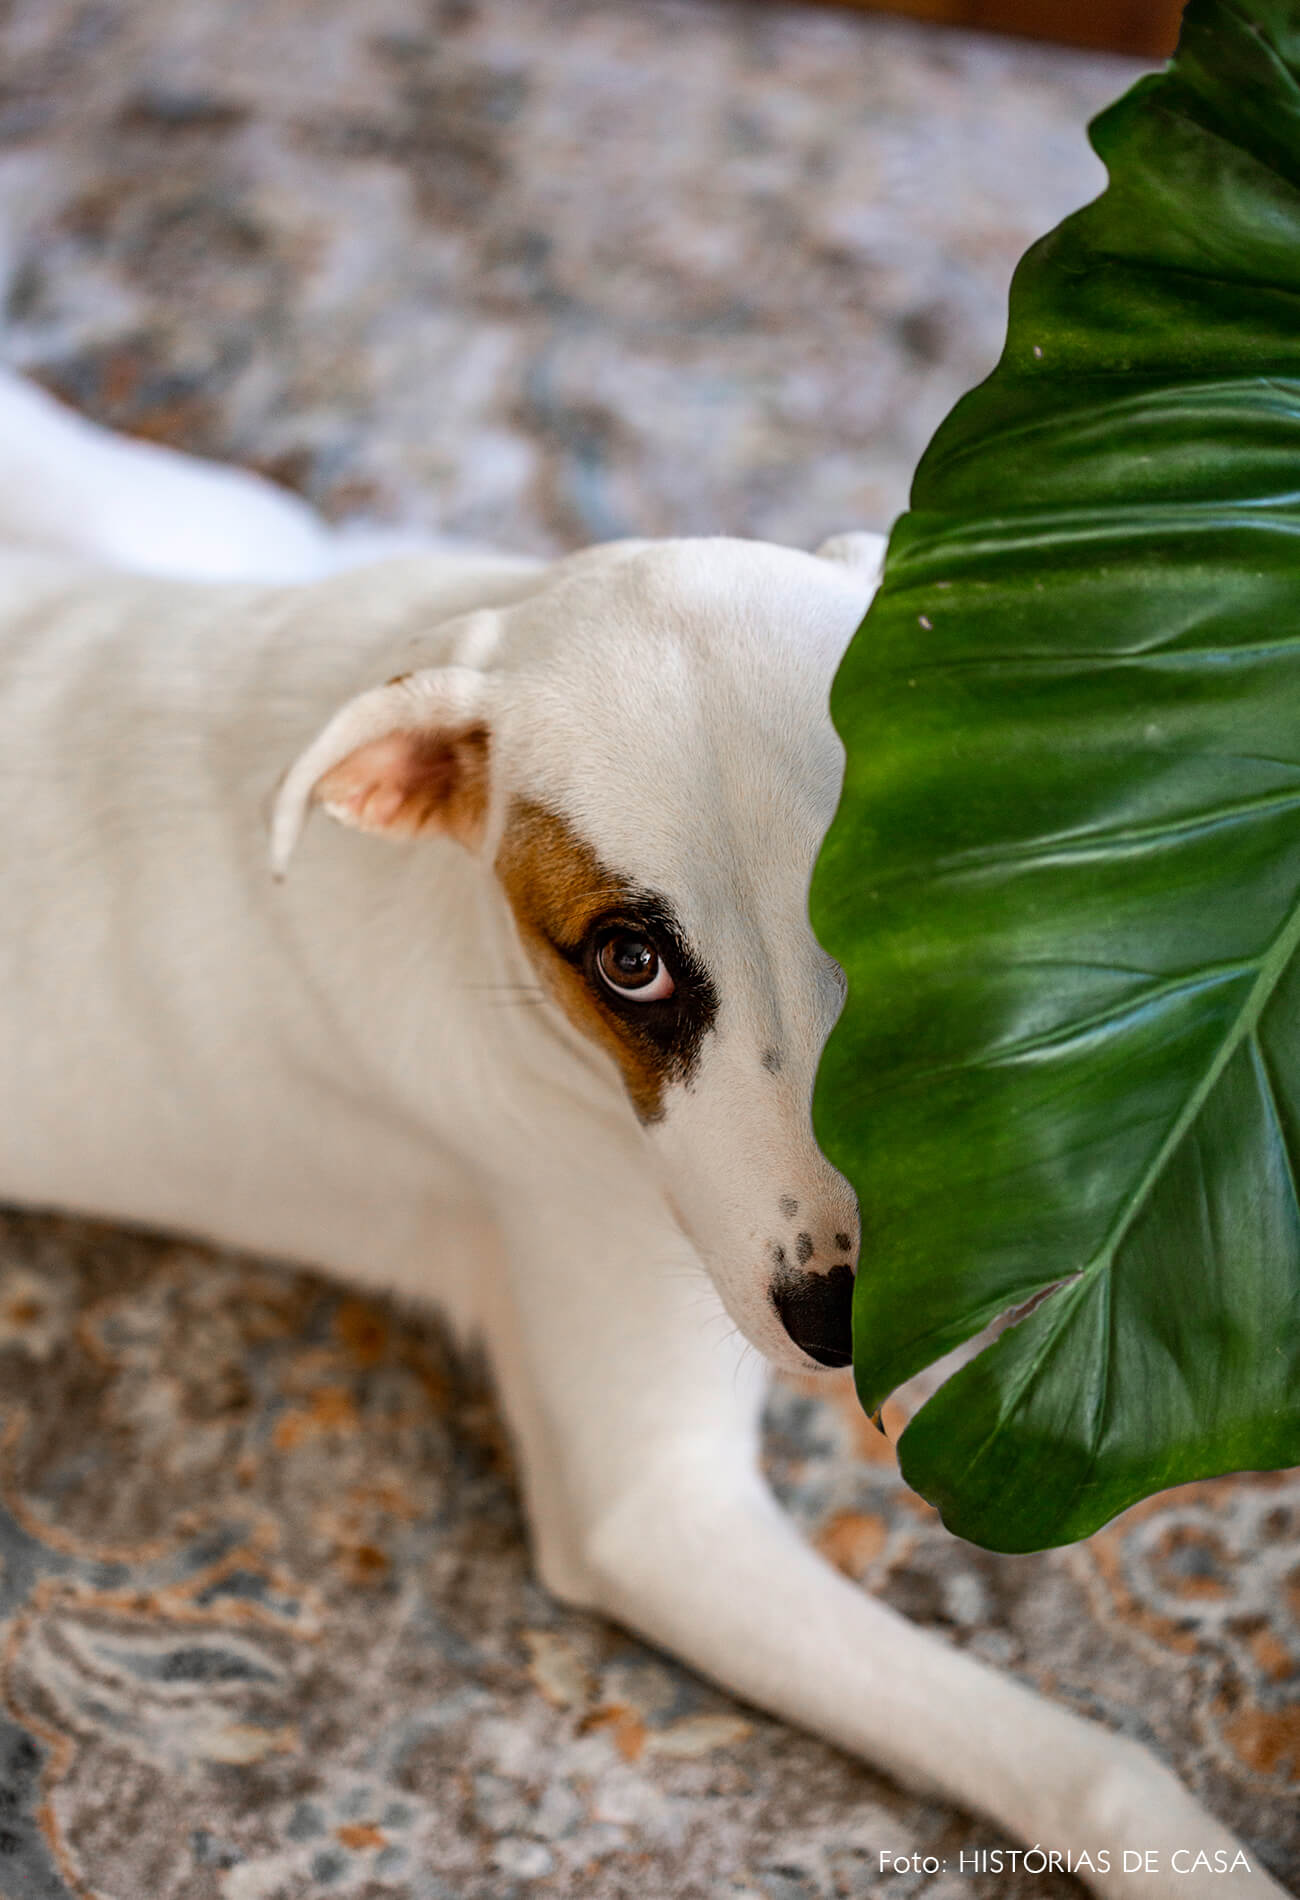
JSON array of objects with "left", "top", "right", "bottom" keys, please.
[{"left": 0, "top": 369, "right": 1280, "bottom": 1899}]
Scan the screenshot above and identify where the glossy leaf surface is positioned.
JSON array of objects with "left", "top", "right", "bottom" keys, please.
[{"left": 811, "top": 0, "right": 1300, "bottom": 1551}]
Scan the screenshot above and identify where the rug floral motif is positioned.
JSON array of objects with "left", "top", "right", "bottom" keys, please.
[{"left": 0, "top": 1213, "right": 1296, "bottom": 1898}]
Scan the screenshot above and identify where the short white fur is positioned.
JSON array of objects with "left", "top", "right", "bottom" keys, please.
[{"left": 0, "top": 368, "right": 1280, "bottom": 1900}]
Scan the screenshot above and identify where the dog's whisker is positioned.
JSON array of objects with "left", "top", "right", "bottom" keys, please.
[
  {"left": 661, "top": 1262, "right": 713, "bottom": 1289},
  {"left": 462, "top": 983, "right": 546, "bottom": 996}
]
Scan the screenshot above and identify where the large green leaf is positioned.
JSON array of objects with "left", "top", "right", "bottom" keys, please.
[{"left": 811, "top": 0, "right": 1300, "bottom": 1553}]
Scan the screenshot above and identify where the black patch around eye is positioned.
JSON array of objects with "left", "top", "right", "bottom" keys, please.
[{"left": 573, "top": 895, "right": 718, "bottom": 1083}]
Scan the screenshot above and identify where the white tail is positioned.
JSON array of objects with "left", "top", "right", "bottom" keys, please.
[{"left": 0, "top": 366, "right": 353, "bottom": 582}]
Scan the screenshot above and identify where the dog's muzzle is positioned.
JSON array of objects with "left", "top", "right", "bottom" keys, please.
[{"left": 772, "top": 1261, "right": 854, "bottom": 1368}]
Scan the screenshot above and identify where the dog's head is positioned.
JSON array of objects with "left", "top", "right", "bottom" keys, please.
[{"left": 271, "top": 533, "right": 882, "bottom": 1374}]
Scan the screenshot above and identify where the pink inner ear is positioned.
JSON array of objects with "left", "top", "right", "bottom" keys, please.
[{"left": 316, "top": 723, "right": 490, "bottom": 849}]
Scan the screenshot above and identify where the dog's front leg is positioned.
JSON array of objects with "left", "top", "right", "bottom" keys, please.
[{"left": 481, "top": 1148, "right": 1284, "bottom": 1900}]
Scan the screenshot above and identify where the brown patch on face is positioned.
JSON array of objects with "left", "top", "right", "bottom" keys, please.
[
  {"left": 495, "top": 799, "right": 713, "bottom": 1123},
  {"left": 316, "top": 723, "right": 490, "bottom": 849}
]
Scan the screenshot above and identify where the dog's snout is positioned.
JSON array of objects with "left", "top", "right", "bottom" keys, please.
[{"left": 772, "top": 1261, "right": 855, "bottom": 1369}]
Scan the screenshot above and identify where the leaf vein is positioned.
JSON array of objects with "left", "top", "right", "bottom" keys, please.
[
  {"left": 893, "top": 788, "right": 1300, "bottom": 886},
  {"left": 1083, "top": 886, "right": 1300, "bottom": 1283}
]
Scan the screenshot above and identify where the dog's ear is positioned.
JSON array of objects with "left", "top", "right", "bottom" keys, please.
[
  {"left": 814, "top": 531, "right": 886, "bottom": 584},
  {"left": 269, "top": 665, "right": 493, "bottom": 875}
]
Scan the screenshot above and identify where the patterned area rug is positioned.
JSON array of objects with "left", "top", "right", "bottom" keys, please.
[{"left": 0, "top": 1, "right": 1297, "bottom": 1896}]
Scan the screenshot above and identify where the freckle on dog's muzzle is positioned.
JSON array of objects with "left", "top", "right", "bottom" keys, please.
[{"left": 772, "top": 1260, "right": 855, "bottom": 1368}]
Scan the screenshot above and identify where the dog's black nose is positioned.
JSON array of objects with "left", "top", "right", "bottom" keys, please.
[{"left": 772, "top": 1261, "right": 855, "bottom": 1368}]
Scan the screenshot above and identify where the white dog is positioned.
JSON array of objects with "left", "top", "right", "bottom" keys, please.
[{"left": 0, "top": 370, "right": 1280, "bottom": 1899}]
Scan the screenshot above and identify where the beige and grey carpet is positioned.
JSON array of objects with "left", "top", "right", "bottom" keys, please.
[{"left": 0, "top": 1, "right": 1296, "bottom": 1895}]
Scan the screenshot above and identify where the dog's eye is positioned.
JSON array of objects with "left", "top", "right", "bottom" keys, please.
[{"left": 595, "top": 930, "right": 675, "bottom": 1003}]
